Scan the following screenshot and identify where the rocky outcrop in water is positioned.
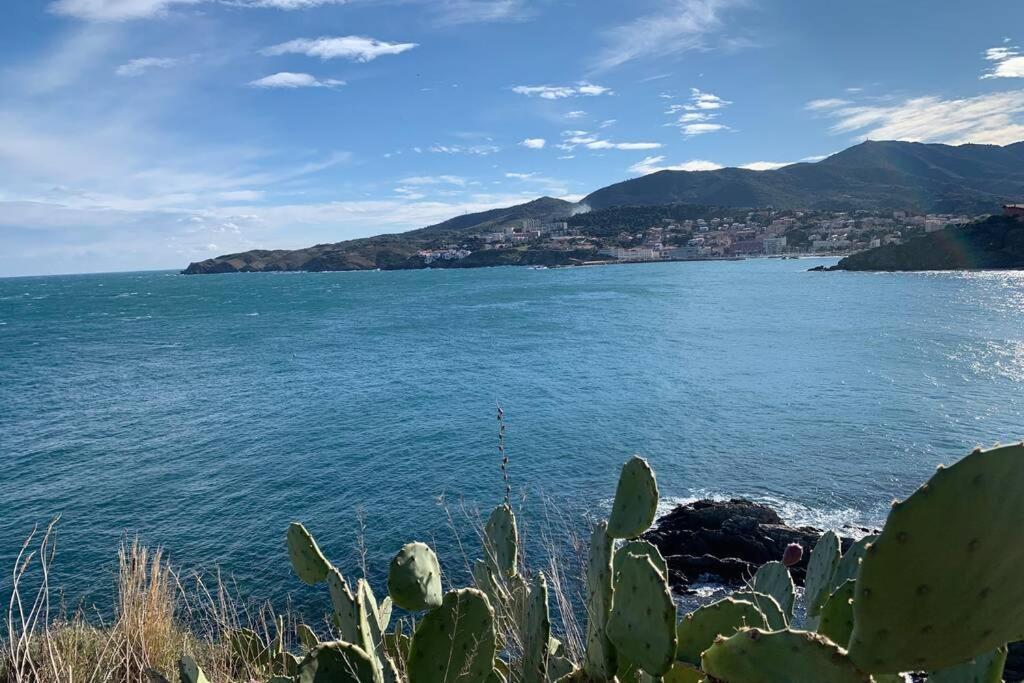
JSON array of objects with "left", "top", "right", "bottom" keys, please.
[{"left": 643, "top": 498, "right": 868, "bottom": 589}]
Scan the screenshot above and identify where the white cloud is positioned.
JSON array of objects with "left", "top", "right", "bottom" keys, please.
[
  {"left": 565, "top": 110, "right": 586, "bottom": 119},
  {"left": 806, "top": 98, "right": 850, "bottom": 111},
  {"left": 628, "top": 155, "right": 723, "bottom": 175},
  {"left": 586, "top": 140, "right": 662, "bottom": 150},
  {"left": 981, "top": 45, "right": 1024, "bottom": 79},
  {"left": 115, "top": 56, "right": 182, "bottom": 76},
  {"left": 399, "top": 175, "right": 467, "bottom": 186},
  {"left": 739, "top": 161, "right": 791, "bottom": 171},
  {"left": 511, "top": 82, "right": 613, "bottom": 99},
  {"left": 520, "top": 138, "right": 546, "bottom": 149},
  {"left": 682, "top": 123, "right": 727, "bottom": 136},
  {"left": 593, "top": 0, "right": 745, "bottom": 71},
  {"left": 600, "top": 119, "right": 617, "bottom": 128},
  {"left": 814, "top": 90, "right": 1024, "bottom": 145},
  {"left": 686, "top": 87, "right": 730, "bottom": 110},
  {"left": 48, "top": 0, "right": 199, "bottom": 20},
  {"left": 432, "top": 0, "right": 533, "bottom": 26},
  {"left": 428, "top": 144, "right": 501, "bottom": 155},
  {"left": 248, "top": 72, "right": 345, "bottom": 88},
  {"left": 262, "top": 36, "right": 418, "bottom": 62}
]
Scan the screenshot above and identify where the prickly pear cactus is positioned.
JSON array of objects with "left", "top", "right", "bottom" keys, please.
[
  {"left": 926, "top": 646, "right": 1008, "bottom": 683},
  {"left": 299, "top": 641, "right": 381, "bottom": 683},
  {"left": 378, "top": 596, "right": 393, "bottom": 631},
  {"left": 484, "top": 504, "right": 519, "bottom": 578},
  {"left": 297, "top": 623, "right": 319, "bottom": 650},
  {"left": 230, "top": 628, "right": 271, "bottom": 670},
  {"left": 751, "top": 561, "right": 794, "bottom": 619},
  {"left": 675, "top": 597, "right": 767, "bottom": 666},
  {"left": 607, "top": 457, "right": 659, "bottom": 539},
  {"left": 606, "top": 553, "right": 676, "bottom": 677},
  {"left": 178, "top": 656, "right": 210, "bottom": 683},
  {"left": 387, "top": 541, "right": 443, "bottom": 611},
  {"left": 731, "top": 590, "right": 785, "bottom": 631},
  {"left": 613, "top": 539, "right": 667, "bottom": 579},
  {"left": 583, "top": 521, "right": 617, "bottom": 682},
  {"left": 287, "top": 523, "right": 331, "bottom": 586},
  {"left": 817, "top": 579, "right": 855, "bottom": 648},
  {"left": 832, "top": 534, "right": 875, "bottom": 589},
  {"left": 803, "top": 530, "right": 841, "bottom": 627},
  {"left": 357, "top": 578, "right": 384, "bottom": 665},
  {"left": 522, "top": 572, "right": 551, "bottom": 683},
  {"left": 849, "top": 443, "right": 1024, "bottom": 673},
  {"left": 408, "top": 588, "right": 497, "bottom": 683},
  {"left": 701, "top": 629, "right": 870, "bottom": 683},
  {"left": 327, "top": 567, "right": 360, "bottom": 644},
  {"left": 663, "top": 662, "right": 706, "bottom": 683}
]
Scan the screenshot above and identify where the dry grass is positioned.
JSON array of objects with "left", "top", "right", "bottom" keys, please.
[{"left": 1, "top": 520, "right": 284, "bottom": 683}]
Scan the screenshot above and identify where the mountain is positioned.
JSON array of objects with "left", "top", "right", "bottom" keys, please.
[
  {"left": 818, "top": 214, "right": 1024, "bottom": 272},
  {"left": 583, "top": 141, "right": 1024, "bottom": 214},
  {"left": 182, "top": 197, "right": 579, "bottom": 274},
  {"left": 183, "top": 140, "right": 1024, "bottom": 274}
]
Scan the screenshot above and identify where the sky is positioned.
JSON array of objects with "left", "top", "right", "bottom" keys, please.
[{"left": 1, "top": 0, "right": 1023, "bottom": 276}]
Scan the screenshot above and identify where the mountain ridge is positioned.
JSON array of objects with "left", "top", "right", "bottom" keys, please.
[{"left": 183, "top": 140, "right": 1024, "bottom": 274}]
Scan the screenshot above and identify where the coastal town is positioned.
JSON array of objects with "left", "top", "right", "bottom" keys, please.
[{"left": 416, "top": 206, "right": 983, "bottom": 265}]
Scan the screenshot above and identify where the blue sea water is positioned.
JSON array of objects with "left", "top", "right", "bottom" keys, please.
[{"left": 2, "top": 258, "right": 1023, "bottom": 613}]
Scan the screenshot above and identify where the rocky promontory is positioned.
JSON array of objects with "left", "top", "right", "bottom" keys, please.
[
  {"left": 643, "top": 498, "right": 867, "bottom": 589},
  {"left": 812, "top": 214, "right": 1024, "bottom": 272}
]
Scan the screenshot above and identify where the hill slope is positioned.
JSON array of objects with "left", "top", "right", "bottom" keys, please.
[
  {"left": 583, "top": 141, "right": 1024, "bottom": 213},
  {"left": 822, "top": 215, "right": 1024, "bottom": 271},
  {"left": 183, "top": 140, "right": 1024, "bottom": 274}
]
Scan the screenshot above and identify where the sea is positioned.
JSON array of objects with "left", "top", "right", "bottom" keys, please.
[{"left": 2, "top": 258, "right": 1023, "bottom": 615}]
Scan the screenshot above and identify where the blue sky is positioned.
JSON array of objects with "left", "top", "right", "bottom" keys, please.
[{"left": 1, "top": 0, "right": 1023, "bottom": 276}]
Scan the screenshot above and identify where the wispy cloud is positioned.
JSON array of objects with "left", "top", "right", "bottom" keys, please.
[
  {"left": 49, "top": 0, "right": 199, "bottom": 21},
  {"left": 511, "top": 82, "right": 613, "bottom": 99},
  {"left": 115, "top": 56, "right": 185, "bottom": 77},
  {"left": 520, "top": 138, "right": 546, "bottom": 149},
  {"left": 556, "top": 131, "right": 661, "bottom": 152},
  {"left": 248, "top": 72, "right": 345, "bottom": 88},
  {"left": 432, "top": 0, "right": 534, "bottom": 25},
  {"left": 805, "top": 98, "right": 850, "bottom": 111},
  {"left": 592, "top": 0, "right": 747, "bottom": 71},
  {"left": 427, "top": 144, "right": 501, "bottom": 155},
  {"left": 565, "top": 110, "right": 587, "bottom": 119},
  {"left": 400, "top": 175, "right": 467, "bottom": 186},
  {"left": 628, "top": 156, "right": 723, "bottom": 175},
  {"left": 262, "top": 36, "right": 418, "bottom": 62},
  {"left": 681, "top": 123, "right": 727, "bottom": 136},
  {"left": 810, "top": 90, "right": 1024, "bottom": 145},
  {"left": 981, "top": 44, "right": 1024, "bottom": 79}
]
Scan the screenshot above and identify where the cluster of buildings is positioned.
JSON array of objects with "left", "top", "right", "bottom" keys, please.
[{"left": 419, "top": 207, "right": 988, "bottom": 267}]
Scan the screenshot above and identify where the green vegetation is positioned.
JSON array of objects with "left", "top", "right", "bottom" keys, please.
[{"left": 7, "top": 442, "right": 1024, "bottom": 682}]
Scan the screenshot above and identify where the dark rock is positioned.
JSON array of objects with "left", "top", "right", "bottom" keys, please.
[
  {"left": 643, "top": 498, "right": 866, "bottom": 588},
  {"left": 1005, "top": 642, "right": 1024, "bottom": 682}
]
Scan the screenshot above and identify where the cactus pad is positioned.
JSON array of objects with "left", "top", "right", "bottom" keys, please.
[
  {"left": 583, "top": 521, "right": 617, "bottom": 681},
  {"left": 663, "top": 662, "right": 706, "bottom": 683},
  {"left": 178, "top": 656, "right": 210, "bottom": 683},
  {"left": 751, "top": 561, "right": 794, "bottom": 619},
  {"left": 675, "top": 597, "right": 767, "bottom": 666},
  {"left": 378, "top": 596, "right": 393, "bottom": 631},
  {"left": 831, "top": 535, "right": 875, "bottom": 593},
  {"left": 408, "top": 588, "right": 497, "bottom": 683},
  {"left": 849, "top": 443, "right": 1024, "bottom": 673},
  {"left": 287, "top": 523, "right": 331, "bottom": 586},
  {"left": 299, "top": 641, "right": 380, "bottom": 683},
  {"left": 388, "top": 541, "right": 443, "bottom": 612},
  {"left": 731, "top": 591, "right": 785, "bottom": 631},
  {"left": 607, "top": 552, "right": 676, "bottom": 676},
  {"left": 926, "top": 646, "right": 1007, "bottom": 683},
  {"left": 522, "top": 572, "right": 551, "bottom": 683},
  {"left": 484, "top": 504, "right": 519, "bottom": 578},
  {"left": 817, "top": 579, "right": 855, "bottom": 648},
  {"left": 357, "top": 578, "right": 384, "bottom": 663},
  {"left": 701, "top": 629, "right": 870, "bottom": 683},
  {"left": 327, "top": 567, "right": 360, "bottom": 644},
  {"left": 607, "top": 457, "right": 659, "bottom": 539},
  {"left": 804, "top": 530, "right": 841, "bottom": 623},
  {"left": 614, "top": 539, "right": 667, "bottom": 580}
]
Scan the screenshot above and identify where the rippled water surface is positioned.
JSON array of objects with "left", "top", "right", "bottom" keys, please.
[{"left": 2, "top": 259, "right": 1023, "bottom": 610}]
